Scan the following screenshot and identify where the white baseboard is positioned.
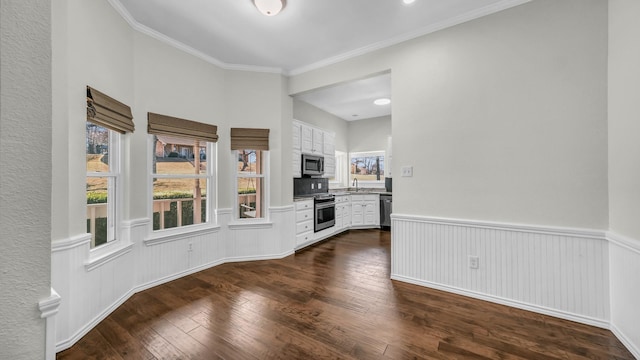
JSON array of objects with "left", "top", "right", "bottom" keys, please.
[
  {"left": 55, "top": 288, "right": 134, "bottom": 352},
  {"left": 610, "top": 323, "right": 640, "bottom": 359}
]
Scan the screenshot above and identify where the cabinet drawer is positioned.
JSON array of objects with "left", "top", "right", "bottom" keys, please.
[
  {"left": 296, "top": 232, "right": 313, "bottom": 246},
  {"left": 296, "top": 209, "right": 313, "bottom": 222},
  {"left": 295, "top": 200, "right": 313, "bottom": 211},
  {"left": 296, "top": 220, "right": 313, "bottom": 234}
]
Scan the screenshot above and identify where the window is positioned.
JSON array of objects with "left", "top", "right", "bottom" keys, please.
[
  {"left": 85, "top": 86, "right": 134, "bottom": 248},
  {"left": 86, "top": 122, "right": 120, "bottom": 247},
  {"left": 349, "top": 151, "right": 385, "bottom": 188},
  {"left": 230, "top": 128, "right": 270, "bottom": 221},
  {"left": 150, "top": 135, "right": 215, "bottom": 231},
  {"left": 235, "top": 150, "right": 268, "bottom": 219},
  {"left": 148, "top": 112, "right": 218, "bottom": 232},
  {"left": 330, "top": 150, "right": 348, "bottom": 188}
]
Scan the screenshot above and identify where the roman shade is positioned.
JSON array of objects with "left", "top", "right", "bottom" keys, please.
[
  {"left": 230, "top": 128, "right": 270, "bottom": 150},
  {"left": 86, "top": 86, "right": 135, "bottom": 133},
  {"left": 147, "top": 112, "right": 218, "bottom": 143}
]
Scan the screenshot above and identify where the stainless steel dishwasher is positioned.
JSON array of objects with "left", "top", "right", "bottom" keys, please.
[{"left": 380, "top": 194, "right": 392, "bottom": 228}]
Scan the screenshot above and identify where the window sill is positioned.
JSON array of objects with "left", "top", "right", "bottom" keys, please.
[
  {"left": 228, "top": 220, "right": 274, "bottom": 230},
  {"left": 144, "top": 224, "right": 221, "bottom": 246},
  {"left": 85, "top": 241, "right": 134, "bottom": 272}
]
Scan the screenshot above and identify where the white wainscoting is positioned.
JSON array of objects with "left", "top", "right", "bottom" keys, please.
[
  {"left": 608, "top": 231, "right": 640, "bottom": 359},
  {"left": 52, "top": 205, "right": 296, "bottom": 352},
  {"left": 391, "top": 214, "right": 610, "bottom": 328}
]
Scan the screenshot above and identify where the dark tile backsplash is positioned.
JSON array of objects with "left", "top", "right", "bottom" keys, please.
[{"left": 294, "top": 178, "right": 329, "bottom": 196}]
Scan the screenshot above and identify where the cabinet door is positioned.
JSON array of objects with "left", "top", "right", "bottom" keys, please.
[
  {"left": 352, "top": 203, "right": 364, "bottom": 225},
  {"left": 364, "top": 202, "right": 377, "bottom": 225},
  {"left": 292, "top": 122, "right": 301, "bottom": 150},
  {"left": 323, "top": 154, "right": 335, "bottom": 178},
  {"left": 293, "top": 149, "right": 301, "bottom": 178},
  {"left": 312, "top": 129, "right": 323, "bottom": 154},
  {"left": 335, "top": 206, "right": 343, "bottom": 229},
  {"left": 323, "top": 132, "right": 335, "bottom": 156},
  {"left": 343, "top": 205, "right": 351, "bottom": 227},
  {"left": 301, "top": 125, "right": 313, "bottom": 154}
]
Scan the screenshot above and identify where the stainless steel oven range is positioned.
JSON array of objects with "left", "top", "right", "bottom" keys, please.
[{"left": 314, "top": 194, "right": 335, "bottom": 232}]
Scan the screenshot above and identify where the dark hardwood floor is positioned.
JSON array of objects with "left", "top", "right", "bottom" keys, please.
[{"left": 57, "top": 229, "right": 634, "bottom": 359}]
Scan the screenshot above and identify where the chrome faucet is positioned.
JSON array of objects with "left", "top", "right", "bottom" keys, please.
[{"left": 352, "top": 178, "right": 359, "bottom": 192}]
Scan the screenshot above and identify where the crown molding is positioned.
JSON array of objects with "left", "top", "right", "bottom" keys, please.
[
  {"left": 106, "top": 0, "right": 284, "bottom": 75},
  {"left": 287, "top": 0, "right": 531, "bottom": 76},
  {"left": 108, "top": 0, "right": 529, "bottom": 77}
]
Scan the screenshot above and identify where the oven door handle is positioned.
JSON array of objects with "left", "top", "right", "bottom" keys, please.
[{"left": 315, "top": 202, "right": 335, "bottom": 210}]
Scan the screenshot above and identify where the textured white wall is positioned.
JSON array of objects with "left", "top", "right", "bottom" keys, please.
[
  {"left": 0, "top": 1, "right": 52, "bottom": 359},
  {"left": 290, "top": 0, "right": 608, "bottom": 230},
  {"left": 608, "top": 0, "right": 640, "bottom": 356}
]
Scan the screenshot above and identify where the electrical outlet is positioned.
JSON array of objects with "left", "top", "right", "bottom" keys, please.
[
  {"left": 318, "top": 183, "right": 322, "bottom": 189},
  {"left": 188, "top": 243, "right": 193, "bottom": 252},
  {"left": 311, "top": 183, "right": 315, "bottom": 190},
  {"left": 469, "top": 255, "right": 479, "bottom": 269},
  {"left": 401, "top": 166, "right": 413, "bottom": 177}
]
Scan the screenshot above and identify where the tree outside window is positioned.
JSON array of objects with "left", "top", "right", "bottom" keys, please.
[
  {"left": 236, "top": 150, "right": 266, "bottom": 219},
  {"left": 86, "top": 122, "right": 119, "bottom": 247},
  {"left": 151, "top": 135, "right": 214, "bottom": 231},
  {"left": 349, "top": 151, "right": 385, "bottom": 187}
]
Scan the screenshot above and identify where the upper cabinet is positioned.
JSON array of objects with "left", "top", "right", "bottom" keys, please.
[
  {"left": 293, "top": 120, "right": 336, "bottom": 178},
  {"left": 300, "top": 122, "right": 324, "bottom": 155},
  {"left": 293, "top": 122, "right": 302, "bottom": 151}
]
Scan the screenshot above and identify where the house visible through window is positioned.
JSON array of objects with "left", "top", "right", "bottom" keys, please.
[
  {"left": 86, "top": 122, "right": 119, "bottom": 247},
  {"left": 147, "top": 112, "right": 217, "bottom": 231},
  {"left": 151, "top": 135, "right": 214, "bottom": 230}
]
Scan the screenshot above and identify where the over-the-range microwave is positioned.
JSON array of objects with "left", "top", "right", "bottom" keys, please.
[{"left": 302, "top": 153, "right": 324, "bottom": 177}]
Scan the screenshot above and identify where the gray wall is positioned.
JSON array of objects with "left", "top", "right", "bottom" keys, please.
[
  {"left": 290, "top": 0, "right": 608, "bottom": 229},
  {"left": 348, "top": 116, "right": 391, "bottom": 153},
  {"left": 608, "top": 0, "right": 640, "bottom": 352},
  {"left": 0, "top": 1, "right": 52, "bottom": 359}
]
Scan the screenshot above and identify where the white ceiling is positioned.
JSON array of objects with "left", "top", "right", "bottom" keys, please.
[
  {"left": 111, "top": 0, "right": 529, "bottom": 120},
  {"left": 295, "top": 73, "right": 392, "bottom": 121}
]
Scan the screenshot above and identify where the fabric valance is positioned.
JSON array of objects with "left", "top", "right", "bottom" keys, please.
[
  {"left": 147, "top": 112, "right": 218, "bottom": 143},
  {"left": 86, "top": 86, "right": 134, "bottom": 133},
  {"left": 230, "top": 128, "right": 269, "bottom": 150}
]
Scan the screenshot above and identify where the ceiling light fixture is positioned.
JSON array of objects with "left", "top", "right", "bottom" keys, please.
[
  {"left": 253, "top": 0, "right": 284, "bottom": 16},
  {"left": 374, "top": 98, "right": 391, "bottom": 106},
  {"left": 403, "top": 0, "right": 416, "bottom": 4}
]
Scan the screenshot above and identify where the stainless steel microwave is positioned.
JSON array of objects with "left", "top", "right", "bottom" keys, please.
[{"left": 302, "top": 154, "right": 324, "bottom": 177}]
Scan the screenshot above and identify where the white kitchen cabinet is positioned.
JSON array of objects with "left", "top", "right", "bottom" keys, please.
[
  {"left": 323, "top": 154, "right": 335, "bottom": 179},
  {"left": 300, "top": 122, "right": 323, "bottom": 155},
  {"left": 293, "top": 122, "right": 301, "bottom": 150},
  {"left": 295, "top": 199, "right": 314, "bottom": 247},
  {"left": 323, "top": 132, "right": 335, "bottom": 156},
  {"left": 351, "top": 194, "right": 379, "bottom": 228},
  {"left": 293, "top": 149, "right": 301, "bottom": 178},
  {"left": 323, "top": 132, "right": 336, "bottom": 178},
  {"left": 334, "top": 195, "right": 350, "bottom": 232}
]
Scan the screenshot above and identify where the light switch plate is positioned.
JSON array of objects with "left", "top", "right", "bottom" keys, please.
[{"left": 401, "top": 166, "right": 413, "bottom": 177}]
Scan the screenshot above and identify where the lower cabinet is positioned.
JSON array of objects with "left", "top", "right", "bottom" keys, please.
[
  {"left": 295, "top": 193, "right": 379, "bottom": 249},
  {"left": 295, "top": 199, "right": 313, "bottom": 247},
  {"left": 335, "top": 195, "right": 351, "bottom": 231},
  {"left": 351, "top": 194, "right": 380, "bottom": 227}
]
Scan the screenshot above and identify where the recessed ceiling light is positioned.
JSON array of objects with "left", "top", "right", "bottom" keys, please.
[
  {"left": 374, "top": 98, "right": 391, "bottom": 106},
  {"left": 403, "top": 0, "right": 416, "bottom": 4}
]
